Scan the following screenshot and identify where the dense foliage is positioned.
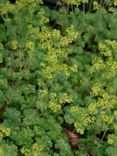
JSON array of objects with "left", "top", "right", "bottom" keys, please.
[{"left": 0, "top": 0, "right": 117, "bottom": 155}]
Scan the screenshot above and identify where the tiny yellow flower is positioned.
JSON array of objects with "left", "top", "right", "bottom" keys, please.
[
  {"left": 71, "top": 64, "right": 77, "bottom": 72},
  {"left": 26, "top": 41, "right": 35, "bottom": 50},
  {"left": 49, "top": 101, "right": 61, "bottom": 112},
  {"left": 88, "top": 103, "right": 97, "bottom": 114},
  {"left": 21, "top": 147, "right": 31, "bottom": 156},
  {"left": 71, "top": 106, "right": 79, "bottom": 112},
  {"left": 32, "top": 143, "right": 44, "bottom": 153},
  {"left": 11, "top": 40, "right": 18, "bottom": 50},
  {"left": 74, "top": 122, "right": 84, "bottom": 134},
  {"left": 108, "top": 138, "right": 113, "bottom": 144}
]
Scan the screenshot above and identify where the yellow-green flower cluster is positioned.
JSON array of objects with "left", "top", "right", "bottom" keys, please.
[
  {"left": 97, "top": 90, "right": 112, "bottom": 109},
  {"left": 100, "top": 40, "right": 117, "bottom": 58},
  {"left": 59, "top": 93, "right": 72, "bottom": 104},
  {"left": 49, "top": 92, "right": 72, "bottom": 112},
  {"left": 37, "top": 8, "right": 49, "bottom": 25},
  {"left": 0, "top": 148, "right": 4, "bottom": 156},
  {"left": 101, "top": 91, "right": 110, "bottom": 100},
  {"left": 89, "top": 89, "right": 117, "bottom": 128},
  {"left": 11, "top": 40, "right": 18, "bottom": 50},
  {"left": 90, "top": 81, "right": 116, "bottom": 125},
  {"left": 1, "top": 2, "right": 16, "bottom": 14},
  {"left": 43, "top": 67, "right": 53, "bottom": 79},
  {"left": 108, "top": 7, "right": 115, "bottom": 12},
  {"left": 90, "top": 57, "right": 105, "bottom": 73},
  {"left": 61, "top": 64, "right": 70, "bottom": 77},
  {"left": 38, "top": 27, "right": 52, "bottom": 45},
  {"left": 88, "top": 103, "right": 97, "bottom": 114},
  {"left": 91, "top": 51, "right": 117, "bottom": 123},
  {"left": 93, "top": 1, "right": 101, "bottom": 10},
  {"left": 100, "top": 40, "right": 117, "bottom": 57},
  {"left": 51, "top": 29, "right": 61, "bottom": 38},
  {"left": 108, "top": 40, "right": 117, "bottom": 49},
  {"left": 110, "top": 95, "right": 117, "bottom": 108},
  {"left": 65, "top": 25, "right": 79, "bottom": 43},
  {"left": 38, "top": 89, "right": 48, "bottom": 97},
  {"left": 40, "top": 26, "right": 79, "bottom": 48},
  {"left": 70, "top": 106, "right": 95, "bottom": 134},
  {"left": 49, "top": 100, "right": 61, "bottom": 113},
  {"left": 65, "top": 0, "right": 88, "bottom": 6},
  {"left": 91, "top": 82, "right": 102, "bottom": 96},
  {"left": 83, "top": 115, "right": 95, "bottom": 127},
  {"left": 19, "top": 0, "right": 43, "bottom": 5},
  {"left": 1, "top": 0, "right": 43, "bottom": 15},
  {"left": 21, "top": 147, "right": 30, "bottom": 156},
  {"left": 50, "top": 92, "right": 57, "bottom": 98},
  {"left": 97, "top": 97, "right": 109, "bottom": 109},
  {"left": 71, "top": 106, "right": 79, "bottom": 112},
  {"left": 26, "top": 41, "right": 35, "bottom": 50},
  {"left": 91, "top": 40, "right": 117, "bottom": 79},
  {"left": 45, "top": 49, "right": 58, "bottom": 64},
  {"left": 57, "top": 48, "right": 68, "bottom": 58},
  {"left": 71, "top": 64, "right": 78, "bottom": 72},
  {"left": 99, "top": 43, "right": 112, "bottom": 58},
  {"left": 107, "top": 134, "right": 117, "bottom": 145},
  {"left": 0, "top": 125, "right": 11, "bottom": 139},
  {"left": 101, "top": 111, "right": 113, "bottom": 124},
  {"left": 38, "top": 25, "right": 79, "bottom": 79},
  {"left": 59, "top": 36, "right": 72, "bottom": 47},
  {"left": 106, "top": 60, "right": 117, "bottom": 77},
  {"left": 74, "top": 122, "right": 84, "bottom": 134},
  {"left": 66, "top": 25, "right": 78, "bottom": 37},
  {"left": 0, "top": 1, "right": 29, "bottom": 17},
  {"left": 32, "top": 143, "right": 44, "bottom": 156},
  {"left": 21, "top": 142, "right": 44, "bottom": 156},
  {"left": 27, "top": 25, "right": 39, "bottom": 35},
  {"left": 43, "top": 64, "right": 69, "bottom": 79},
  {"left": 43, "top": 50, "right": 71, "bottom": 79}
]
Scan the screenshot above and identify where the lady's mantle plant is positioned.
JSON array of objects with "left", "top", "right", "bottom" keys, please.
[{"left": 0, "top": 0, "right": 117, "bottom": 155}]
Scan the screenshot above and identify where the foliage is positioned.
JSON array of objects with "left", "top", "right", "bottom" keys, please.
[{"left": 0, "top": 0, "right": 117, "bottom": 155}]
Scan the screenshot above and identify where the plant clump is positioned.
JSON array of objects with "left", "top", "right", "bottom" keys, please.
[{"left": 0, "top": 0, "right": 117, "bottom": 155}]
